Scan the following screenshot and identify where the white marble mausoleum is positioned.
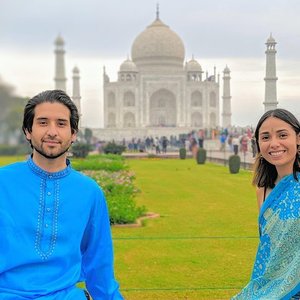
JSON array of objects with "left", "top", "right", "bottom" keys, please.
[
  {"left": 96, "top": 12, "right": 232, "bottom": 141},
  {"left": 54, "top": 9, "right": 232, "bottom": 141}
]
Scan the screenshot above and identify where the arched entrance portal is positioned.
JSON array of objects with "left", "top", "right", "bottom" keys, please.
[{"left": 149, "top": 89, "right": 176, "bottom": 126}]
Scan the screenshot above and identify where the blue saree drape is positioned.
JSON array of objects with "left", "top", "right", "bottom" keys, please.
[{"left": 232, "top": 173, "right": 300, "bottom": 300}]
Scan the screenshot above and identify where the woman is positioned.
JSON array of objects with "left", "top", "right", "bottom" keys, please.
[{"left": 232, "top": 109, "right": 300, "bottom": 300}]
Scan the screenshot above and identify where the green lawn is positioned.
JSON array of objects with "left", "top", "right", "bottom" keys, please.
[
  {"left": 0, "top": 155, "right": 26, "bottom": 165},
  {"left": 112, "top": 158, "right": 259, "bottom": 299}
]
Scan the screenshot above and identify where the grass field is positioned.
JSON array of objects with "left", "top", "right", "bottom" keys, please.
[
  {"left": 0, "top": 156, "right": 259, "bottom": 299},
  {"left": 112, "top": 158, "right": 259, "bottom": 299}
]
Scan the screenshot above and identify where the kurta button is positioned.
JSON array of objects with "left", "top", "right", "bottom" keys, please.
[
  {"left": 47, "top": 192, "right": 51, "bottom": 196},
  {"left": 45, "top": 224, "right": 49, "bottom": 228},
  {"left": 46, "top": 208, "right": 51, "bottom": 212}
]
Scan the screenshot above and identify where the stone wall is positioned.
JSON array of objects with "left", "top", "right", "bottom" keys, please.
[{"left": 91, "top": 127, "right": 197, "bottom": 142}]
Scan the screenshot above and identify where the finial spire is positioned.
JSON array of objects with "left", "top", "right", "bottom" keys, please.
[{"left": 156, "top": 3, "right": 160, "bottom": 20}]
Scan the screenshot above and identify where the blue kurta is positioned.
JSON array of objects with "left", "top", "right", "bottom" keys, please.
[{"left": 0, "top": 157, "right": 123, "bottom": 299}]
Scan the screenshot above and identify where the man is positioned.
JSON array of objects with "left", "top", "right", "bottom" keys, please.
[{"left": 0, "top": 90, "right": 124, "bottom": 299}]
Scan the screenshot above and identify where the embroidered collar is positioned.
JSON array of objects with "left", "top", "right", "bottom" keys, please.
[{"left": 27, "top": 156, "right": 72, "bottom": 179}]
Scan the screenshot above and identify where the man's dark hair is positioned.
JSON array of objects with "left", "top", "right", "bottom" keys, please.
[{"left": 22, "top": 89, "right": 79, "bottom": 135}]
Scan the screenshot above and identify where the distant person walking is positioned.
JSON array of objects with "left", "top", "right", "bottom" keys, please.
[
  {"left": 162, "top": 136, "right": 168, "bottom": 153},
  {"left": 232, "top": 108, "right": 300, "bottom": 299},
  {"left": 154, "top": 137, "right": 161, "bottom": 154},
  {"left": 190, "top": 137, "right": 198, "bottom": 158},
  {"left": 240, "top": 134, "right": 248, "bottom": 154},
  {"left": 232, "top": 135, "right": 240, "bottom": 155},
  {"left": 197, "top": 129, "right": 205, "bottom": 148},
  {"left": 219, "top": 133, "right": 226, "bottom": 151},
  {"left": 250, "top": 136, "right": 257, "bottom": 157}
]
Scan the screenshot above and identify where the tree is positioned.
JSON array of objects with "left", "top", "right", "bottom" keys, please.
[
  {"left": 0, "top": 79, "right": 28, "bottom": 144},
  {"left": 84, "top": 128, "right": 93, "bottom": 144}
]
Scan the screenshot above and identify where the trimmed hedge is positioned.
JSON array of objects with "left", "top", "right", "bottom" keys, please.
[
  {"left": 196, "top": 148, "right": 207, "bottom": 164},
  {"left": 71, "top": 154, "right": 126, "bottom": 172},
  {"left": 71, "top": 142, "right": 93, "bottom": 158},
  {"left": 74, "top": 154, "right": 146, "bottom": 225},
  {"left": 229, "top": 154, "right": 241, "bottom": 174},
  {"left": 179, "top": 148, "right": 186, "bottom": 159},
  {"left": 0, "top": 144, "right": 31, "bottom": 156},
  {"left": 103, "top": 142, "right": 126, "bottom": 155}
]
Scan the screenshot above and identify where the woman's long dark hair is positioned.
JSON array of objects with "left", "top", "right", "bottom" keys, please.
[{"left": 252, "top": 108, "right": 300, "bottom": 188}]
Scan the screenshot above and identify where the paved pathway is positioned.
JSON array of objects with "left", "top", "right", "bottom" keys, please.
[{"left": 122, "top": 138, "right": 257, "bottom": 170}]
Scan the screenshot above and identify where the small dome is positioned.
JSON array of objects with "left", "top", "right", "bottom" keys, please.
[
  {"left": 55, "top": 35, "right": 64, "bottom": 45},
  {"left": 119, "top": 59, "right": 138, "bottom": 72},
  {"left": 186, "top": 58, "right": 202, "bottom": 72},
  {"left": 224, "top": 65, "right": 230, "bottom": 73},
  {"left": 73, "top": 66, "right": 80, "bottom": 73},
  {"left": 131, "top": 18, "right": 185, "bottom": 69}
]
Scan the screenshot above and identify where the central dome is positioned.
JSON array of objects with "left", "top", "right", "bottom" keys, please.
[{"left": 131, "top": 18, "right": 185, "bottom": 70}]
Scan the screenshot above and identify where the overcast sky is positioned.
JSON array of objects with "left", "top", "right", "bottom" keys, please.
[{"left": 0, "top": 0, "right": 299, "bottom": 128}]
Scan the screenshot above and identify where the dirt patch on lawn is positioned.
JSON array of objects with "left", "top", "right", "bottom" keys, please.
[{"left": 113, "top": 212, "right": 160, "bottom": 228}]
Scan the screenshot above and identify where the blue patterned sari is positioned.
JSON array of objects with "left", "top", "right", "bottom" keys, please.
[{"left": 232, "top": 173, "right": 300, "bottom": 300}]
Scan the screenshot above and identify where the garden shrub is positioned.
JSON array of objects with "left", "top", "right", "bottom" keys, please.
[
  {"left": 103, "top": 142, "right": 126, "bottom": 155},
  {"left": 229, "top": 154, "right": 241, "bottom": 174},
  {"left": 71, "top": 154, "right": 127, "bottom": 172},
  {"left": 196, "top": 148, "right": 207, "bottom": 164},
  {"left": 104, "top": 184, "right": 146, "bottom": 224},
  {"left": 179, "top": 147, "right": 186, "bottom": 159},
  {"left": 78, "top": 155, "right": 146, "bottom": 225},
  {"left": 0, "top": 144, "right": 31, "bottom": 156},
  {"left": 71, "top": 142, "right": 92, "bottom": 158}
]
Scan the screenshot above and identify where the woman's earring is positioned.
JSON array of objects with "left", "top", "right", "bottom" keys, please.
[{"left": 260, "top": 155, "right": 264, "bottom": 162}]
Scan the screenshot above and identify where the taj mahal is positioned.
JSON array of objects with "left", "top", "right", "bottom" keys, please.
[{"left": 54, "top": 9, "right": 278, "bottom": 141}]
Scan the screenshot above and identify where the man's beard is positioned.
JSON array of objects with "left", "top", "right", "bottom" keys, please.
[
  {"left": 32, "top": 140, "right": 72, "bottom": 160},
  {"left": 33, "top": 145, "right": 70, "bottom": 159}
]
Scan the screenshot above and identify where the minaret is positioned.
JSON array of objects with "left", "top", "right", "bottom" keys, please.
[
  {"left": 264, "top": 34, "right": 278, "bottom": 111},
  {"left": 54, "top": 35, "right": 67, "bottom": 91},
  {"left": 103, "top": 66, "right": 110, "bottom": 84},
  {"left": 213, "top": 66, "right": 216, "bottom": 82},
  {"left": 222, "top": 65, "right": 232, "bottom": 128},
  {"left": 72, "top": 66, "right": 81, "bottom": 127}
]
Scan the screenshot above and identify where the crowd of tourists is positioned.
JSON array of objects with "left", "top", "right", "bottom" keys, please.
[{"left": 97, "top": 126, "right": 257, "bottom": 157}]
